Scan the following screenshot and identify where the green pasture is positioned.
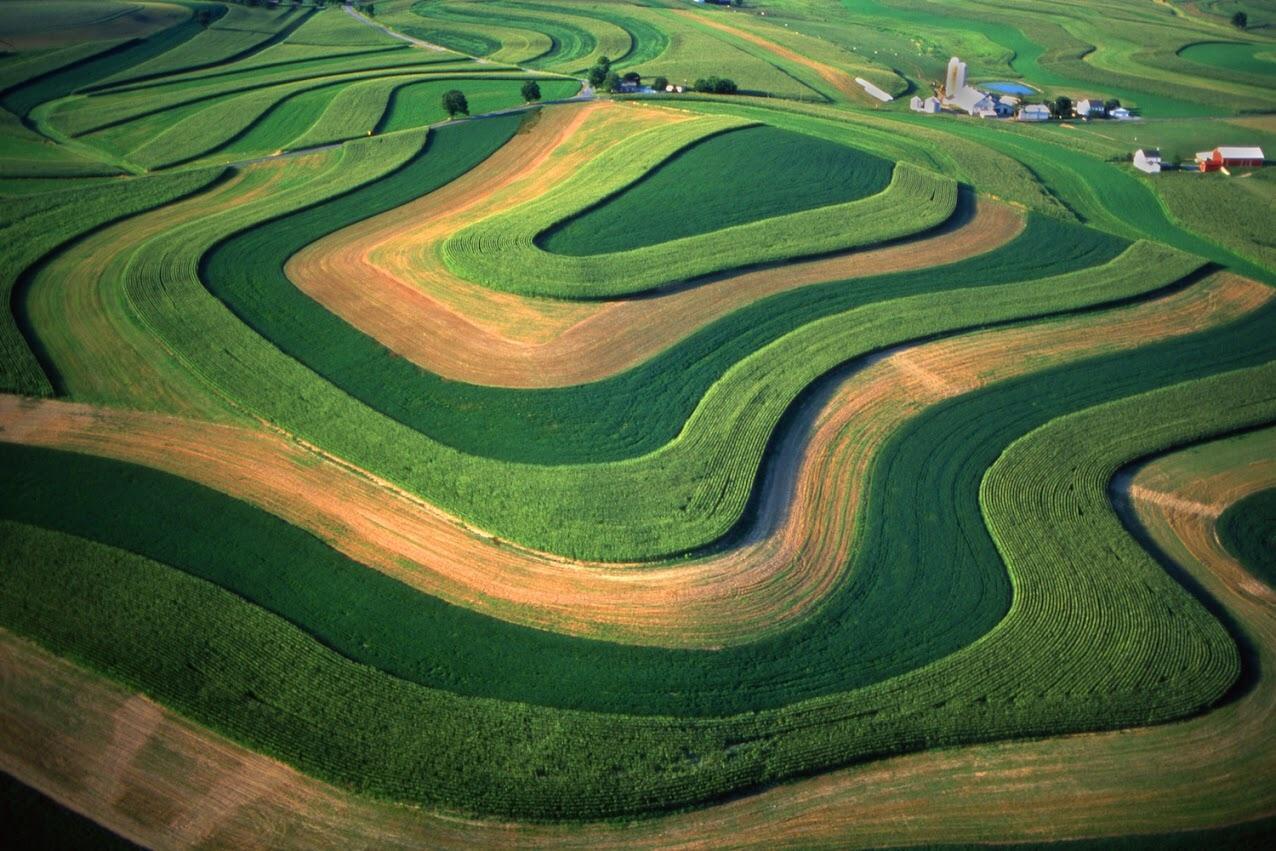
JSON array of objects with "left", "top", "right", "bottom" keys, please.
[{"left": 541, "top": 124, "right": 892, "bottom": 254}]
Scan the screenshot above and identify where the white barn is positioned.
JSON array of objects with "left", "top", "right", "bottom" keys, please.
[
  {"left": 1133, "top": 148, "right": 1162, "bottom": 174},
  {"left": 947, "top": 85, "right": 994, "bottom": 116},
  {"left": 910, "top": 95, "right": 941, "bottom": 113},
  {"left": 1017, "top": 104, "right": 1051, "bottom": 122}
]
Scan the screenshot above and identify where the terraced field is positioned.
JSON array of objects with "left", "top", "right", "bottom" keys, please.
[{"left": 1, "top": 0, "right": 1274, "bottom": 847}]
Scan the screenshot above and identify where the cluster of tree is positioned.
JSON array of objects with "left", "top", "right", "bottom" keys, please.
[
  {"left": 521, "top": 80, "right": 541, "bottom": 102},
  {"left": 442, "top": 89, "right": 469, "bottom": 118},
  {"left": 1233, "top": 11, "right": 1248, "bottom": 29},
  {"left": 693, "top": 76, "right": 738, "bottom": 95},
  {"left": 1044, "top": 96, "right": 1121, "bottom": 118},
  {"left": 587, "top": 56, "right": 613, "bottom": 89}
]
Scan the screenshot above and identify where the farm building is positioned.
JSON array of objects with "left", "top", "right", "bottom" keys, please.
[
  {"left": 1195, "top": 146, "right": 1265, "bottom": 172},
  {"left": 945, "top": 56, "right": 967, "bottom": 98},
  {"left": 947, "top": 85, "right": 995, "bottom": 116},
  {"left": 1075, "top": 98, "right": 1105, "bottom": 117},
  {"left": 909, "top": 95, "right": 941, "bottom": 113},
  {"left": 1017, "top": 104, "right": 1051, "bottom": 121},
  {"left": 1133, "top": 148, "right": 1162, "bottom": 174},
  {"left": 1110, "top": 106, "right": 1132, "bottom": 120}
]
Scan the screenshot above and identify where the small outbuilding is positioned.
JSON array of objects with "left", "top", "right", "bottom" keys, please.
[
  {"left": 1017, "top": 104, "right": 1051, "bottom": 122},
  {"left": 1196, "top": 146, "right": 1266, "bottom": 172},
  {"left": 1133, "top": 148, "right": 1162, "bottom": 174},
  {"left": 909, "top": 95, "right": 941, "bottom": 113},
  {"left": 1110, "top": 106, "right": 1132, "bottom": 120}
]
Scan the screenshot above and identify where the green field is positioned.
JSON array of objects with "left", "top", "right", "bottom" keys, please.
[
  {"left": 1217, "top": 488, "right": 1276, "bottom": 585},
  {"left": 0, "top": 0, "right": 1274, "bottom": 844},
  {"left": 541, "top": 124, "right": 893, "bottom": 254}
]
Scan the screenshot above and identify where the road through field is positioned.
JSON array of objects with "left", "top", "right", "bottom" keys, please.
[
  {"left": 0, "top": 272, "right": 1265, "bottom": 648},
  {"left": 1, "top": 423, "right": 1272, "bottom": 848}
]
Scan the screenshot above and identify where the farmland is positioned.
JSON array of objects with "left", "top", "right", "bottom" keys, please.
[{"left": 0, "top": 0, "right": 1274, "bottom": 847}]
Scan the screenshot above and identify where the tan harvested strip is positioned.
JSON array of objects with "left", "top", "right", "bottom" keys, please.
[
  {"left": 676, "top": 9, "right": 866, "bottom": 103},
  {"left": 0, "top": 273, "right": 1266, "bottom": 649},
  {"left": 289, "top": 101, "right": 1024, "bottom": 387},
  {"left": 23, "top": 152, "right": 330, "bottom": 420},
  {"left": 1, "top": 417, "right": 1273, "bottom": 846},
  {"left": 285, "top": 100, "right": 680, "bottom": 355}
]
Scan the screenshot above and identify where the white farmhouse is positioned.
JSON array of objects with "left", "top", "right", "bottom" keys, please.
[
  {"left": 1133, "top": 148, "right": 1161, "bottom": 174},
  {"left": 1075, "top": 98, "right": 1104, "bottom": 117},
  {"left": 1017, "top": 103, "right": 1051, "bottom": 122}
]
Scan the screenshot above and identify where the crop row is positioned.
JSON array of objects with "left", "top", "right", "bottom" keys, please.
[
  {"left": 120, "top": 116, "right": 1197, "bottom": 568},
  {"left": 0, "top": 166, "right": 223, "bottom": 396},
  {"left": 2, "top": 319, "right": 1271, "bottom": 818},
  {"left": 540, "top": 124, "right": 895, "bottom": 256},
  {"left": 442, "top": 128, "right": 958, "bottom": 297}
]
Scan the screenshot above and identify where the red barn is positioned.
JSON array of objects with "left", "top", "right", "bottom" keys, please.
[{"left": 1195, "top": 146, "right": 1265, "bottom": 172}]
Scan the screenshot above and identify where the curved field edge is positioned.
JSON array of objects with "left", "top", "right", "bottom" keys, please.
[
  {"left": 442, "top": 151, "right": 958, "bottom": 299},
  {"left": 0, "top": 271, "right": 1261, "bottom": 653},
  {"left": 2, "top": 425, "right": 1275, "bottom": 842},
  {"left": 537, "top": 124, "right": 895, "bottom": 256},
  {"left": 1216, "top": 489, "right": 1276, "bottom": 587},
  {"left": 0, "top": 354, "right": 1272, "bottom": 819},
  {"left": 1, "top": 166, "right": 226, "bottom": 396}
]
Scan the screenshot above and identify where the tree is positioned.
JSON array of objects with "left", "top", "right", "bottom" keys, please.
[
  {"left": 587, "top": 59, "right": 610, "bottom": 88},
  {"left": 622, "top": 71, "right": 641, "bottom": 84},
  {"left": 521, "top": 80, "right": 542, "bottom": 102},
  {"left": 1053, "top": 95, "right": 1072, "bottom": 118},
  {"left": 1232, "top": 10, "right": 1248, "bottom": 29},
  {"left": 442, "top": 89, "right": 469, "bottom": 118},
  {"left": 652, "top": 75, "right": 669, "bottom": 92},
  {"left": 365, "top": 3, "right": 376, "bottom": 16},
  {"left": 693, "top": 76, "right": 738, "bottom": 95},
  {"left": 602, "top": 71, "right": 621, "bottom": 93}
]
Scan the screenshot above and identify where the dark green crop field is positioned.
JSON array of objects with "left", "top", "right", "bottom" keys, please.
[
  {"left": 1218, "top": 488, "right": 1276, "bottom": 586},
  {"left": 540, "top": 125, "right": 893, "bottom": 255}
]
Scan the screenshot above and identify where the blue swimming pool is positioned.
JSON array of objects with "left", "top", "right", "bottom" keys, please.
[{"left": 982, "top": 81, "right": 1036, "bottom": 95}]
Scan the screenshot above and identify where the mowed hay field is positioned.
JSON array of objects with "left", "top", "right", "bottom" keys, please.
[{"left": 1, "top": 0, "right": 1275, "bottom": 847}]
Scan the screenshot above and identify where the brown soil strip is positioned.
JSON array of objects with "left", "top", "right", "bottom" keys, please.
[
  {"left": 289, "top": 100, "right": 1024, "bottom": 386},
  {"left": 0, "top": 415, "right": 1273, "bottom": 846},
  {"left": 0, "top": 272, "right": 1266, "bottom": 650}
]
